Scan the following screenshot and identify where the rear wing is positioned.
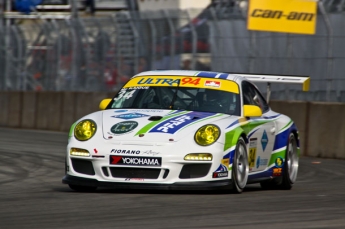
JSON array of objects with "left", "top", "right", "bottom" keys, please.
[{"left": 233, "top": 73, "right": 310, "bottom": 102}]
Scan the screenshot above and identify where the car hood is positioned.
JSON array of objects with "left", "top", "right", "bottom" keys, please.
[{"left": 102, "top": 109, "right": 229, "bottom": 142}]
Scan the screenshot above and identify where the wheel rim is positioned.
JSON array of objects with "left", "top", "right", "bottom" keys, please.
[
  {"left": 287, "top": 135, "right": 298, "bottom": 183},
  {"left": 235, "top": 143, "right": 248, "bottom": 188}
]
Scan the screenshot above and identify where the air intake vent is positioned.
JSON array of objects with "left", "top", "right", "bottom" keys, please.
[
  {"left": 110, "top": 167, "right": 161, "bottom": 179},
  {"left": 71, "top": 159, "right": 95, "bottom": 175},
  {"left": 179, "top": 164, "right": 211, "bottom": 179}
]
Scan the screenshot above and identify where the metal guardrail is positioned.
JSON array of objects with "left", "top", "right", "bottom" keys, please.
[{"left": 0, "top": 2, "right": 345, "bottom": 103}]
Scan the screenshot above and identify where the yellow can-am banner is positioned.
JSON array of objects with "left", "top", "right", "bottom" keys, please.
[
  {"left": 125, "top": 76, "right": 239, "bottom": 94},
  {"left": 247, "top": 0, "right": 317, "bottom": 35}
]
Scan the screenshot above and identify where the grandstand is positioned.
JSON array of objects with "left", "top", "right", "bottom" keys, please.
[{"left": 0, "top": 0, "right": 344, "bottom": 102}]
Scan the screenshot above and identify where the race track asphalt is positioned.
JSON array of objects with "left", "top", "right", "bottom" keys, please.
[{"left": 0, "top": 128, "right": 344, "bottom": 229}]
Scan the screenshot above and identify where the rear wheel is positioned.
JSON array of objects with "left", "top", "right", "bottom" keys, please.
[
  {"left": 231, "top": 137, "right": 249, "bottom": 193},
  {"left": 260, "top": 132, "right": 298, "bottom": 190},
  {"left": 281, "top": 132, "right": 299, "bottom": 189},
  {"left": 68, "top": 184, "right": 97, "bottom": 192}
]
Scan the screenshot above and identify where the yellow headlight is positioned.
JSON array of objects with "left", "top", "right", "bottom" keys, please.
[
  {"left": 74, "top": 119, "right": 97, "bottom": 141},
  {"left": 194, "top": 125, "right": 220, "bottom": 146},
  {"left": 70, "top": 148, "right": 90, "bottom": 157},
  {"left": 184, "top": 153, "right": 213, "bottom": 161}
]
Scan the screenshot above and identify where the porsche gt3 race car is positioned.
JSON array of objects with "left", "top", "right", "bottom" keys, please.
[{"left": 62, "top": 70, "right": 310, "bottom": 193}]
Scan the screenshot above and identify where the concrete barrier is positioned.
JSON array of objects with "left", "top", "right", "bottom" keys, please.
[
  {"left": 307, "top": 102, "right": 345, "bottom": 159},
  {"left": 7, "top": 92, "right": 22, "bottom": 128},
  {"left": 21, "top": 91, "right": 37, "bottom": 129},
  {"left": 0, "top": 91, "right": 344, "bottom": 159},
  {"left": 0, "top": 92, "right": 9, "bottom": 127}
]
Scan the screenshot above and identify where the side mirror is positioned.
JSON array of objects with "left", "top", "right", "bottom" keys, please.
[
  {"left": 243, "top": 105, "right": 262, "bottom": 117},
  {"left": 99, "top": 98, "right": 112, "bottom": 110}
]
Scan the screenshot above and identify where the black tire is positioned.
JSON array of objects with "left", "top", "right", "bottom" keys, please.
[
  {"left": 68, "top": 184, "right": 97, "bottom": 192},
  {"left": 260, "top": 132, "right": 298, "bottom": 190},
  {"left": 231, "top": 137, "right": 249, "bottom": 193},
  {"left": 281, "top": 132, "right": 299, "bottom": 190}
]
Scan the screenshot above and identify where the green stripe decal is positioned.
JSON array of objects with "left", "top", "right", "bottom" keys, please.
[
  {"left": 69, "top": 122, "right": 77, "bottom": 137},
  {"left": 268, "top": 149, "right": 286, "bottom": 166},
  {"left": 224, "top": 126, "right": 243, "bottom": 151},
  {"left": 243, "top": 120, "right": 270, "bottom": 135},
  {"left": 134, "top": 111, "right": 190, "bottom": 136},
  {"left": 280, "top": 120, "right": 293, "bottom": 131}
]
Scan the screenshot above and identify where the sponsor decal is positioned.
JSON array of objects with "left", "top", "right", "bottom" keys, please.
[
  {"left": 213, "top": 171, "right": 228, "bottom": 178},
  {"left": 213, "top": 164, "right": 228, "bottom": 178},
  {"left": 111, "top": 149, "right": 140, "bottom": 154},
  {"left": 204, "top": 80, "right": 220, "bottom": 88},
  {"left": 261, "top": 130, "right": 268, "bottom": 151},
  {"left": 112, "top": 112, "right": 149, "bottom": 120},
  {"left": 110, "top": 156, "right": 162, "bottom": 166},
  {"left": 110, "top": 121, "right": 138, "bottom": 135},
  {"left": 256, "top": 157, "right": 268, "bottom": 168},
  {"left": 221, "top": 158, "right": 229, "bottom": 168},
  {"left": 142, "top": 150, "right": 160, "bottom": 156},
  {"left": 128, "top": 86, "right": 149, "bottom": 90},
  {"left": 150, "top": 115, "right": 192, "bottom": 133},
  {"left": 115, "top": 109, "right": 163, "bottom": 113},
  {"left": 273, "top": 168, "right": 282, "bottom": 176},
  {"left": 180, "top": 77, "right": 201, "bottom": 85},
  {"left": 137, "top": 77, "right": 180, "bottom": 86},
  {"left": 275, "top": 157, "right": 284, "bottom": 168},
  {"left": 149, "top": 111, "right": 216, "bottom": 134},
  {"left": 125, "top": 178, "right": 144, "bottom": 181},
  {"left": 249, "top": 138, "right": 257, "bottom": 168},
  {"left": 114, "top": 109, "right": 128, "bottom": 113}
]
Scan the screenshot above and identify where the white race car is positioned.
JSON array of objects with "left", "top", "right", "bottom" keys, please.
[{"left": 62, "top": 70, "right": 310, "bottom": 193}]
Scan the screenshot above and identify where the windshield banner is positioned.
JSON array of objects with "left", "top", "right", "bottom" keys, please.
[{"left": 124, "top": 76, "right": 239, "bottom": 94}]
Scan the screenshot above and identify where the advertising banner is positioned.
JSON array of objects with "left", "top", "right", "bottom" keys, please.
[{"left": 247, "top": 0, "right": 317, "bottom": 35}]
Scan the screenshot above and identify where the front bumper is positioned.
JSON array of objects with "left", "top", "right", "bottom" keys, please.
[{"left": 62, "top": 174, "right": 232, "bottom": 190}]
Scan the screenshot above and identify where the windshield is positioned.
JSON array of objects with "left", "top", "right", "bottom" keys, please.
[{"left": 108, "top": 86, "right": 240, "bottom": 115}]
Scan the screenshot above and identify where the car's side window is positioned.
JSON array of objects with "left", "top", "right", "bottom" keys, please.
[{"left": 242, "top": 81, "right": 269, "bottom": 113}]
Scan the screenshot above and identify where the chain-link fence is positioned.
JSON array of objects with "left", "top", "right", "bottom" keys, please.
[{"left": 0, "top": 1, "right": 345, "bottom": 102}]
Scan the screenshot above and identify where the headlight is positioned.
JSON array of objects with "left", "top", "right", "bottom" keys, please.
[
  {"left": 184, "top": 153, "right": 213, "bottom": 161},
  {"left": 74, "top": 119, "right": 97, "bottom": 141},
  {"left": 70, "top": 148, "right": 90, "bottom": 157},
  {"left": 194, "top": 124, "right": 220, "bottom": 146}
]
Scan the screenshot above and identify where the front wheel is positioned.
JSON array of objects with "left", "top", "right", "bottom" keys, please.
[{"left": 231, "top": 137, "right": 249, "bottom": 193}]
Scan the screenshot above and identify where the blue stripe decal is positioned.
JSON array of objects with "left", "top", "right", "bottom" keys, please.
[
  {"left": 248, "top": 128, "right": 259, "bottom": 139},
  {"left": 149, "top": 111, "right": 216, "bottom": 134},
  {"left": 218, "top": 73, "right": 229, "bottom": 79},
  {"left": 196, "top": 71, "right": 218, "bottom": 78},
  {"left": 273, "top": 123, "right": 298, "bottom": 150},
  {"left": 226, "top": 120, "right": 239, "bottom": 129},
  {"left": 263, "top": 114, "right": 281, "bottom": 119}
]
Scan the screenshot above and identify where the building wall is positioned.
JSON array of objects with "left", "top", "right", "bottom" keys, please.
[{"left": 138, "top": 0, "right": 211, "bottom": 11}]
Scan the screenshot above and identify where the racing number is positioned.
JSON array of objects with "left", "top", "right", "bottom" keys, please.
[
  {"left": 249, "top": 148, "right": 256, "bottom": 168},
  {"left": 114, "top": 89, "right": 136, "bottom": 101},
  {"left": 181, "top": 77, "right": 201, "bottom": 86}
]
